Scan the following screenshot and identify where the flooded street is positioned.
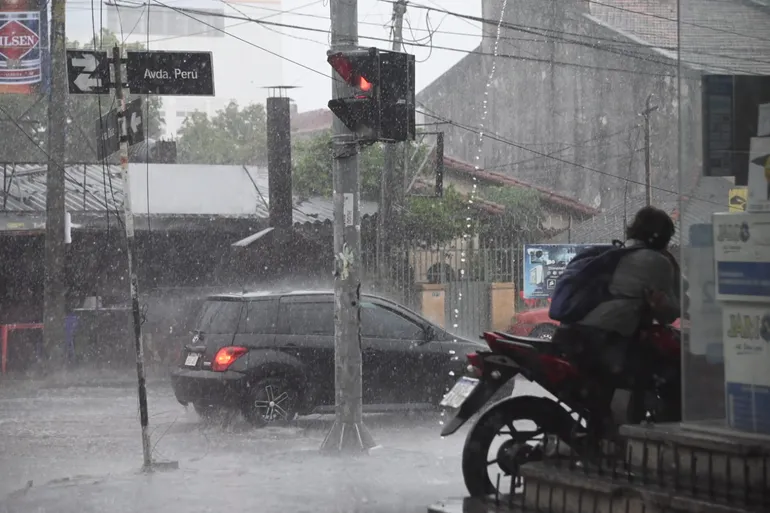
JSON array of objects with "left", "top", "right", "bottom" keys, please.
[{"left": 0, "top": 377, "right": 469, "bottom": 513}]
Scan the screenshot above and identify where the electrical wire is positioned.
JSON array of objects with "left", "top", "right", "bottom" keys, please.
[
  {"left": 415, "top": 104, "right": 725, "bottom": 208},
  {"left": 377, "top": 0, "right": 770, "bottom": 71},
  {"left": 131, "top": 0, "right": 681, "bottom": 77},
  {"left": 102, "top": 0, "right": 728, "bottom": 209},
  {"left": 587, "top": 0, "right": 770, "bottom": 45}
]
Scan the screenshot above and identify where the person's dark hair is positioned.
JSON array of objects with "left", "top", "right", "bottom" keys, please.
[{"left": 626, "top": 206, "right": 676, "bottom": 250}]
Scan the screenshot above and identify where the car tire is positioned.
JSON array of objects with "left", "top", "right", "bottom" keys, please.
[
  {"left": 530, "top": 324, "right": 556, "bottom": 340},
  {"left": 242, "top": 377, "right": 300, "bottom": 428}
]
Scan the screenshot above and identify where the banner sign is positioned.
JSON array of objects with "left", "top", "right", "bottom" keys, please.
[
  {"left": 713, "top": 212, "right": 770, "bottom": 302},
  {"left": 722, "top": 303, "right": 770, "bottom": 434},
  {"left": 522, "top": 244, "right": 603, "bottom": 300},
  {"left": 0, "top": 0, "right": 48, "bottom": 94}
]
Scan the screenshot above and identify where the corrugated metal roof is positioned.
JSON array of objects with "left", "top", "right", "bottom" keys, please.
[{"left": 0, "top": 163, "right": 377, "bottom": 225}]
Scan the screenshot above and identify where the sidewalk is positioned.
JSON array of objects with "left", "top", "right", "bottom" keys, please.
[{"left": 0, "top": 366, "right": 171, "bottom": 390}]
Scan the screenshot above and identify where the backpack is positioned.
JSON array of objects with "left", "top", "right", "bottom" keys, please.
[{"left": 548, "top": 240, "right": 644, "bottom": 324}]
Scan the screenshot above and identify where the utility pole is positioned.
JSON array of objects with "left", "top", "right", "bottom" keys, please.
[
  {"left": 113, "top": 45, "right": 152, "bottom": 471},
  {"left": 377, "top": 0, "right": 407, "bottom": 279},
  {"left": 642, "top": 93, "right": 658, "bottom": 206},
  {"left": 43, "top": 0, "right": 68, "bottom": 368},
  {"left": 320, "top": 0, "right": 376, "bottom": 453},
  {"left": 435, "top": 132, "right": 444, "bottom": 197}
]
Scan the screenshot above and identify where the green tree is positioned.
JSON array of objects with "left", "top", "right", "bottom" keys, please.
[
  {"left": 480, "top": 186, "right": 544, "bottom": 239},
  {"left": 401, "top": 186, "right": 470, "bottom": 243},
  {"left": 0, "top": 29, "right": 164, "bottom": 163},
  {"left": 176, "top": 101, "right": 267, "bottom": 165},
  {"left": 292, "top": 130, "right": 385, "bottom": 201}
]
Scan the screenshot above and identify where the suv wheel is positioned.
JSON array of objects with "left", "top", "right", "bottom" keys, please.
[{"left": 242, "top": 377, "right": 299, "bottom": 427}]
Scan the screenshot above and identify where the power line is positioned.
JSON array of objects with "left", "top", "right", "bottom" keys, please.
[
  {"left": 378, "top": 0, "right": 770, "bottom": 71},
  {"left": 97, "top": 0, "right": 728, "bottom": 209},
  {"left": 586, "top": 0, "right": 770, "bottom": 45},
  {"left": 132, "top": 1, "right": 680, "bottom": 77},
  {"left": 415, "top": 104, "right": 724, "bottom": 208}
]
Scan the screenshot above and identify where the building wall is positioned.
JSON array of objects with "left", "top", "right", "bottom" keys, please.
[{"left": 417, "top": 0, "right": 702, "bottom": 210}]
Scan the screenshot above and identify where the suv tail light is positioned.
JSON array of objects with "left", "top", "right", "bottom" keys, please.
[
  {"left": 466, "top": 352, "right": 483, "bottom": 377},
  {"left": 212, "top": 346, "right": 248, "bottom": 372}
]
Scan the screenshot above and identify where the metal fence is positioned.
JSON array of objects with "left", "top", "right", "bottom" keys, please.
[{"left": 362, "top": 240, "right": 524, "bottom": 339}]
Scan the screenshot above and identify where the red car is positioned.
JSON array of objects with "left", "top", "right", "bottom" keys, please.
[{"left": 508, "top": 307, "right": 684, "bottom": 340}]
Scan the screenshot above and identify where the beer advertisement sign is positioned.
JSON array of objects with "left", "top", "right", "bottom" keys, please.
[{"left": 0, "top": 0, "right": 46, "bottom": 94}]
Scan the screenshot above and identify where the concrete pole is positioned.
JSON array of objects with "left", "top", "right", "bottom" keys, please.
[
  {"left": 320, "top": 0, "right": 376, "bottom": 453},
  {"left": 42, "top": 0, "right": 68, "bottom": 368},
  {"left": 113, "top": 46, "right": 152, "bottom": 471},
  {"left": 378, "top": 0, "right": 407, "bottom": 278}
]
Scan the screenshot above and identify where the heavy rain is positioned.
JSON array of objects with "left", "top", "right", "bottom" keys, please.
[{"left": 1, "top": 0, "right": 769, "bottom": 513}]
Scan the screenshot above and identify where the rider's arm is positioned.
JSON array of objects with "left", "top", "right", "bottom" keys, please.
[{"left": 645, "top": 253, "right": 681, "bottom": 325}]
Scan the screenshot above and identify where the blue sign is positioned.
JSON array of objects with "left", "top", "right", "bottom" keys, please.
[
  {"left": 522, "top": 244, "right": 597, "bottom": 300},
  {"left": 726, "top": 383, "right": 770, "bottom": 435}
]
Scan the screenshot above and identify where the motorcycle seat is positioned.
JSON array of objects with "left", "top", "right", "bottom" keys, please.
[{"left": 492, "top": 331, "right": 556, "bottom": 354}]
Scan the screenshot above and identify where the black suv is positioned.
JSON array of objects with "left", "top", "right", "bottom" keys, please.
[{"left": 171, "top": 290, "right": 485, "bottom": 426}]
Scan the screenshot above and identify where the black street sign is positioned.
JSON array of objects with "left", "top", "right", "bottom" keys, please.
[
  {"left": 95, "top": 99, "right": 145, "bottom": 159},
  {"left": 67, "top": 50, "right": 111, "bottom": 94},
  {"left": 95, "top": 109, "right": 118, "bottom": 160},
  {"left": 125, "top": 99, "right": 145, "bottom": 146},
  {"left": 126, "top": 51, "right": 214, "bottom": 96}
]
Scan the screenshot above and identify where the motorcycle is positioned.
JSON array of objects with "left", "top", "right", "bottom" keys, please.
[{"left": 439, "top": 325, "right": 682, "bottom": 497}]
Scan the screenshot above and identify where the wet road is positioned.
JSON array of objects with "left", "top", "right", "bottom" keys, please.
[{"left": 0, "top": 378, "right": 473, "bottom": 513}]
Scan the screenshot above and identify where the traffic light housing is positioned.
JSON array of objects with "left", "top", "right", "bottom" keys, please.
[{"left": 327, "top": 47, "right": 415, "bottom": 143}]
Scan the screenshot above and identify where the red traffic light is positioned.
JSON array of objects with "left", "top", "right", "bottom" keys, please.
[
  {"left": 358, "top": 76, "right": 372, "bottom": 92},
  {"left": 328, "top": 52, "right": 374, "bottom": 93}
]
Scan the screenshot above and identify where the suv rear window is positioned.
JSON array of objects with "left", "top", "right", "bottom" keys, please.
[{"left": 197, "top": 300, "right": 243, "bottom": 334}]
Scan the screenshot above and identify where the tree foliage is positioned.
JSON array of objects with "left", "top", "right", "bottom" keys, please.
[
  {"left": 401, "top": 186, "right": 470, "bottom": 243},
  {"left": 0, "top": 29, "right": 164, "bottom": 164},
  {"left": 479, "top": 186, "right": 544, "bottom": 239},
  {"left": 292, "top": 130, "right": 384, "bottom": 201},
  {"left": 176, "top": 102, "right": 268, "bottom": 165}
]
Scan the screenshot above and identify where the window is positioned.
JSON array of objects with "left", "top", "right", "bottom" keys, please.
[
  {"left": 238, "top": 300, "right": 278, "bottom": 334},
  {"left": 282, "top": 301, "right": 334, "bottom": 336},
  {"left": 361, "top": 303, "right": 424, "bottom": 340},
  {"left": 196, "top": 300, "right": 243, "bottom": 334}
]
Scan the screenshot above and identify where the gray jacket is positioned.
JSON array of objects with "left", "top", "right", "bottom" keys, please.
[{"left": 577, "top": 241, "right": 682, "bottom": 337}]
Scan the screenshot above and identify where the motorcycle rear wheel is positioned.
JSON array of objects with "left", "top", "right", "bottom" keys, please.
[{"left": 461, "top": 396, "right": 575, "bottom": 497}]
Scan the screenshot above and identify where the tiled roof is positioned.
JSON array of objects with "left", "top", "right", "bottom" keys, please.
[
  {"left": 443, "top": 155, "right": 600, "bottom": 217},
  {"left": 291, "top": 109, "right": 333, "bottom": 134},
  {"left": 587, "top": 0, "right": 770, "bottom": 74},
  {"left": 0, "top": 163, "right": 376, "bottom": 226}
]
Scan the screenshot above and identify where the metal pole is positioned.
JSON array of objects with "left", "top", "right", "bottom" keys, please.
[
  {"left": 643, "top": 93, "right": 658, "bottom": 206},
  {"left": 42, "top": 0, "right": 68, "bottom": 368},
  {"left": 378, "top": 0, "right": 407, "bottom": 277},
  {"left": 113, "top": 45, "right": 153, "bottom": 471},
  {"left": 320, "top": 0, "right": 376, "bottom": 453}
]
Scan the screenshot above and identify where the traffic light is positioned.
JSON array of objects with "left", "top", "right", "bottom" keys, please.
[{"left": 327, "top": 47, "right": 415, "bottom": 143}]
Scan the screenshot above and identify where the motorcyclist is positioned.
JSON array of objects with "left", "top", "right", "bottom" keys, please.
[{"left": 552, "top": 206, "right": 682, "bottom": 438}]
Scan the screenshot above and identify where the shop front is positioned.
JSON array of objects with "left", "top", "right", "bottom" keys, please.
[{"left": 679, "top": 0, "right": 770, "bottom": 440}]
